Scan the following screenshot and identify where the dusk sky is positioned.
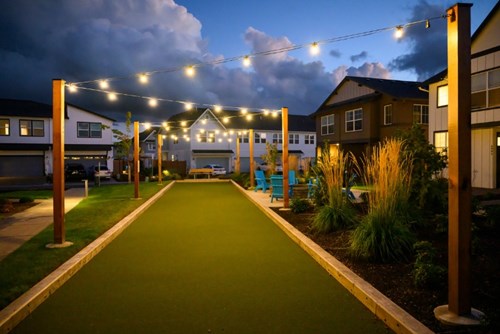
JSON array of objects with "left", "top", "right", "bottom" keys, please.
[{"left": 0, "top": 0, "right": 497, "bottom": 122}]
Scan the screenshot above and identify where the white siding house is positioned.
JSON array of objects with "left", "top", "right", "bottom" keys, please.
[
  {"left": 163, "top": 108, "right": 316, "bottom": 173},
  {"left": 428, "top": 3, "right": 500, "bottom": 189},
  {"left": 0, "top": 99, "right": 114, "bottom": 178}
]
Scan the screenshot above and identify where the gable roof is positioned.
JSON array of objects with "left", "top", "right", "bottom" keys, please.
[
  {"left": 0, "top": 98, "right": 115, "bottom": 121},
  {"left": 167, "top": 108, "right": 315, "bottom": 132},
  {"left": 471, "top": 1, "right": 500, "bottom": 42},
  {"left": 311, "top": 76, "right": 427, "bottom": 116}
]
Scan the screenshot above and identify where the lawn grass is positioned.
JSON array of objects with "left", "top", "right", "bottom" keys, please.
[
  {"left": 0, "top": 182, "right": 167, "bottom": 309},
  {"left": 0, "top": 189, "right": 53, "bottom": 199}
]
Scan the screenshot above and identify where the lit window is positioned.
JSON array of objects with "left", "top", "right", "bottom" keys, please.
[
  {"left": 0, "top": 119, "right": 9, "bottom": 136},
  {"left": 383, "top": 104, "right": 393, "bottom": 125},
  {"left": 321, "top": 115, "right": 334, "bottom": 135},
  {"left": 437, "top": 85, "right": 448, "bottom": 107},
  {"left": 20, "top": 120, "right": 44, "bottom": 137},
  {"left": 346, "top": 108, "right": 363, "bottom": 132},
  {"left": 434, "top": 131, "right": 448, "bottom": 156}
]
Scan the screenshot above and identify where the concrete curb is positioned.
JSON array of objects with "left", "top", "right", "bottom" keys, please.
[
  {"left": 235, "top": 180, "right": 434, "bottom": 334},
  {"left": 0, "top": 182, "right": 175, "bottom": 334}
]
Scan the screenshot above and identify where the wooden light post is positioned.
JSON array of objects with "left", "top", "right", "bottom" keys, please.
[
  {"left": 157, "top": 133, "right": 163, "bottom": 184},
  {"left": 47, "top": 79, "right": 72, "bottom": 248},
  {"left": 282, "top": 107, "right": 289, "bottom": 208},
  {"left": 134, "top": 121, "right": 140, "bottom": 199},
  {"left": 249, "top": 129, "right": 254, "bottom": 188},
  {"left": 434, "top": 3, "right": 483, "bottom": 325}
]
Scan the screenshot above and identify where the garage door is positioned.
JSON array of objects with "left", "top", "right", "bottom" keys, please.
[
  {"left": 195, "top": 157, "right": 229, "bottom": 171},
  {"left": 0, "top": 156, "right": 44, "bottom": 177}
]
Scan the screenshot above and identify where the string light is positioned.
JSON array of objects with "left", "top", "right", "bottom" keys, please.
[
  {"left": 425, "top": 20, "right": 431, "bottom": 29},
  {"left": 242, "top": 55, "right": 251, "bottom": 67},
  {"left": 310, "top": 42, "right": 320, "bottom": 55},
  {"left": 394, "top": 26, "right": 404, "bottom": 39},
  {"left": 108, "top": 92, "right": 117, "bottom": 101},
  {"left": 68, "top": 84, "right": 78, "bottom": 93},
  {"left": 138, "top": 73, "right": 149, "bottom": 84},
  {"left": 241, "top": 108, "right": 248, "bottom": 115},
  {"left": 246, "top": 114, "right": 253, "bottom": 121},
  {"left": 263, "top": 109, "right": 270, "bottom": 116},
  {"left": 99, "top": 80, "right": 109, "bottom": 89},
  {"left": 148, "top": 98, "right": 158, "bottom": 107},
  {"left": 214, "top": 105, "right": 222, "bottom": 112},
  {"left": 144, "top": 122, "right": 151, "bottom": 129},
  {"left": 223, "top": 117, "right": 229, "bottom": 124},
  {"left": 185, "top": 65, "right": 195, "bottom": 77},
  {"left": 180, "top": 121, "right": 187, "bottom": 127},
  {"left": 184, "top": 102, "right": 193, "bottom": 110},
  {"left": 272, "top": 111, "right": 279, "bottom": 118}
]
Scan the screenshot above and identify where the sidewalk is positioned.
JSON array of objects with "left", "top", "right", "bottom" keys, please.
[{"left": 0, "top": 188, "right": 86, "bottom": 261}]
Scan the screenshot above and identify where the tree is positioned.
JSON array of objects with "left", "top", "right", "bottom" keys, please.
[
  {"left": 112, "top": 111, "right": 133, "bottom": 183},
  {"left": 261, "top": 142, "right": 278, "bottom": 175},
  {"left": 395, "top": 123, "right": 447, "bottom": 210}
]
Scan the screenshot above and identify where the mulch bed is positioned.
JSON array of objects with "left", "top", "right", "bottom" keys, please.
[{"left": 271, "top": 208, "right": 499, "bottom": 334}]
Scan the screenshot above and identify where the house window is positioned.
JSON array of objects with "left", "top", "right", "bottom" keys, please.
[
  {"left": 413, "top": 104, "right": 429, "bottom": 124},
  {"left": 472, "top": 68, "right": 500, "bottom": 110},
  {"left": 0, "top": 119, "right": 9, "bottom": 136},
  {"left": 437, "top": 85, "right": 448, "bottom": 107},
  {"left": 20, "top": 120, "right": 44, "bottom": 137},
  {"left": 383, "top": 104, "right": 393, "bottom": 125},
  {"left": 305, "top": 134, "right": 315, "bottom": 145},
  {"left": 238, "top": 133, "right": 249, "bottom": 143},
  {"left": 345, "top": 108, "right": 363, "bottom": 132},
  {"left": 77, "top": 122, "right": 102, "bottom": 138},
  {"left": 273, "top": 133, "right": 283, "bottom": 144},
  {"left": 147, "top": 142, "right": 156, "bottom": 151},
  {"left": 255, "top": 132, "right": 266, "bottom": 144},
  {"left": 434, "top": 131, "right": 448, "bottom": 156},
  {"left": 321, "top": 115, "right": 334, "bottom": 135},
  {"left": 199, "top": 130, "right": 215, "bottom": 143},
  {"left": 289, "top": 134, "right": 299, "bottom": 144}
]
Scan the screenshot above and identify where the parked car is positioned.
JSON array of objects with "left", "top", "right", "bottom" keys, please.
[
  {"left": 203, "top": 164, "right": 227, "bottom": 176},
  {"left": 258, "top": 162, "right": 282, "bottom": 172},
  {"left": 64, "top": 163, "right": 87, "bottom": 181},
  {"left": 89, "top": 165, "right": 112, "bottom": 180}
]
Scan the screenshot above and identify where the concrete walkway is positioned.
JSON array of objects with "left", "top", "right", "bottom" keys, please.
[{"left": 0, "top": 188, "right": 86, "bottom": 261}]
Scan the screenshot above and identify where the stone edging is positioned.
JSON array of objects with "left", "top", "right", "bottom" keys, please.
[
  {"left": 234, "top": 180, "right": 434, "bottom": 334},
  {"left": 0, "top": 182, "right": 175, "bottom": 334}
]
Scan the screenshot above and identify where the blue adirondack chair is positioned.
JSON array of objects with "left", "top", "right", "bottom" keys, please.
[
  {"left": 288, "top": 170, "right": 298, "bottom": 196},
  {"left": 270, "top": 175, "right": 284, "bottom": 202},
  {"left": 254, "top": 170, "right": 269, "bottom": 192}
]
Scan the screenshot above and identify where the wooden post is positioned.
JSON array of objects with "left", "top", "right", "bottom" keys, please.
[
  {"left": 134, "top": 121, "right": 140, "bottom": 199},
  {"left": 236, "top": 132, "right": 241, "bottom": 173},
  {"left": 249, "top": 129, "right": 254, "bottom": 187},
  {"left": 435, "top": 3, "right": 483, "bottom": 325},
  {"left": 52, "top": 79, "right": 66, "bottom": 245},
  {"left": 157, "top": 133, "right": 162, "bottom": 184},
  {"left": 282, "top": 107, "right": 289, "bottom": 208}
]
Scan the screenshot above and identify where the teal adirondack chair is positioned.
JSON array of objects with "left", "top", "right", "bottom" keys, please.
[
  {"left": 288, "top": 170, "right": 298, "bottom": 196},
  {"left": 254, "top": 170, "right": 269, "bottom": 192},
  {"left": 270, "top": 175, "right": 284, "bottom": 202}
]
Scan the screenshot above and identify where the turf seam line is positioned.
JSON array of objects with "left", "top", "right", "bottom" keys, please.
[
  {"left": 234, "top": 180, "right": 434, "bottom": 334},
  {"left": 0, "top": 182, "right": 175, "bottom": 334}
]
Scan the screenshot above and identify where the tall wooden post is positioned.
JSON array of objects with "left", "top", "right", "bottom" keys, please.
[
  {"left": 282, "top": 107, "right": 289, "bottom": 208},
  {"left": 236, "top": 133, "right": 241, "bottom": 173},
  {"left": 435, "top": 3, "right": 483, "bottom": 325},
  {"left": 157, "top": 133, "right": 163, "bottom": 184},
  {"left": 134, "top": 121, "right": 140, "bottom": 199},
  {"left": 51, "top": 79, "right": 67, "bottom": 245},
  {"left": 249, "top": 129, "right": 254, "bottom": 187}
]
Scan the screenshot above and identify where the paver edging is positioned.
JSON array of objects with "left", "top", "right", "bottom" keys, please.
[
  {"left": 0, "top": 182, "right": 175, "bottom": 334},
  {"left": 235, "top": 181, "right": 434, "bottom": 334}
]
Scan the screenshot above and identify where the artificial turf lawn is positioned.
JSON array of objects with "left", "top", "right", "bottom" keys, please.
[{"left": 12, "top": 182, "right": 391, "bottom": 334}]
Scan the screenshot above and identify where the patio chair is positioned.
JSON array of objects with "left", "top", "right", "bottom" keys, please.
[
  {"left": 254, "top": 170, "right": 269, "bottom": 192},
  {"left": 289, "top": 170, "right": 298, "bottom": 185},
  {"left": 270, "top": 175, "right": 284, "bottom": 202}
]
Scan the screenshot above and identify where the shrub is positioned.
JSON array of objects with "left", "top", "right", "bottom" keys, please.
[
  {"left": 290, "top": 198, "right": 312, "bottom": 214},
  {"left": 350, "top": 211, "right": 414, "bottom": 262},
  {"left": 412, "top": 241, "right": 446, "bottom": 288},
  {"left": 312, "top": 203, "right": 355, "bottom": 234},
  {"left": 19, "top": 197, "right": 34, "bottom": 203},
  {"left": 230, "top": 173, "right": 250, "bottom": 188},
  {"left": 350, "top": 138, "right": 415, "bottom": 262}
]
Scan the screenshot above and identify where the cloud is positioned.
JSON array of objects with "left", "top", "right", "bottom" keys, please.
[
  {"left": 388, "top": 0, "right": 447, "bottom": 81},
  {"left": 332, "top": 63, "right": 391, "bottom": 87},
  {"left": 350, "top": 51, "right": 368, "bottom": 63},
  {"left": 329, "top": 49, "right": 342, "bottom": 58}
]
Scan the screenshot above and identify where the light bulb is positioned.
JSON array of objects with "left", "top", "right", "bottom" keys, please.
[
  {"left": 138, "top": 73, "right": 149, "bottom": 84},
  {"left": 185, "top": 102, "right": 193, "bottom": 110},
  {"left": 214, "top": 105, "right": 222, "bottom": 113},
  {"left": 185, "top": 66, "right": 195, "bottom": 77},
  {"left": 263, "top": 109, "right": 270, "bottom": 116},
  {"left": 148, "top": 98, "right": 158, "bottom": 107},
  {"left": 310, "top": 42, "right": 320, "bottom": 55},
  {"left": 181, "top": 121, "right": 187, "bottom": 127},
  {"left": 272, "top": 111, "right": 279, "bottom": 118},
  {"left": 68, "top": 84, "right": 78, "bottom": 93},
  {"left": 241, "top": 108, "right": 248, "bottom": 115},
  {"left": 394, "top": 26, "right": 404, "bottom": 39},
  {"left": 108, "top": 92, "right": 117, "bottom": 101},
  {"left": 223, "top": 117, "right": 229, "bottom": 124},
  {"left": 246, "top": 114, "right": 253, "bottom": 121},
  {"left": 243, "top": 55, "right": 251, "bottom": 67},
  {"left": 99, "top": 80, "right": 109, "bottom": 89},
  {"left": 144, "top": 122, "right": 151, "bottom": 130}
]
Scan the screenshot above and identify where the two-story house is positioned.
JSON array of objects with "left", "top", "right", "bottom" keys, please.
[
  {"left": 0, "top": 99, "right": 115, "bottom": 178},
  {"left": 164, "top": 108, "right": 316, "bottom": 173},
  {"left": 427, "top": 2, "right": 499, "bottom": 189},
  {"left": 311, "top": 76, "right": 428, "bottom": 159}
]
